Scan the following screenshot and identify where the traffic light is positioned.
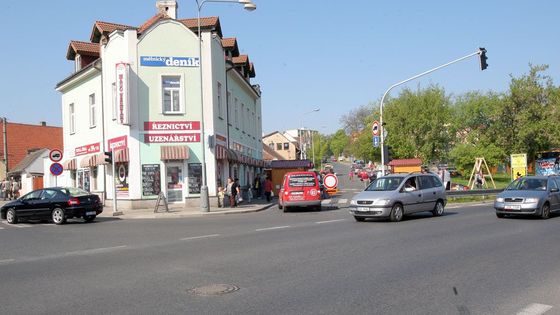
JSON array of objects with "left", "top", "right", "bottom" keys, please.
[
  {"left": 383, "top": 145, "right": 393, "bottom": 163},
  {"left": 479, "top": 47, "right": 488, "bottom": 71},
  {"left": 104, "top": 151, "right": 113, "bottom": 164}
]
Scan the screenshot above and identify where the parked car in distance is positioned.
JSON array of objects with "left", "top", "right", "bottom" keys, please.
[
  {"left": 278, "top": 171, "right": 322, "bottom": 212},
  {"left": 1, "top": 187, "right": 103, "bottom": 225},
  {"left": 494, "top": 176, "right": 560, "bottom": 219},
  {"left": 349, "top": 173, "right": 447, "bottom": 222}
]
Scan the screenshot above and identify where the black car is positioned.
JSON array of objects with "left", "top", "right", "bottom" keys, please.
[{"left": 1, "top": 187, "right": 103, "bottom": 225}]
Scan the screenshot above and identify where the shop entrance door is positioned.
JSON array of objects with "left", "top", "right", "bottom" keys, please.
[{"left": 166, "top": 163, "right": 184, "bottom": 203}]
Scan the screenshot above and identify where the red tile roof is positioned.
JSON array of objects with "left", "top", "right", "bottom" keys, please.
[
  {"left": 232, "top": 55, "right": 249, "bottom": 65},
  {"left": 66, "top": 41, "right": 100, "bottom": 60},
  {"left": 90, "top": 21, "right": 136, "bottom": 43},
  {"left": 179, "top": 16, "right": 222, "bottom": 37},
  {"left": 388, "top": 158, "right": 423, "bottom": 167},
  {"left": 222, "top": 37, "right": 237, "bottom": 48},
  {"left": 138, "top": 12, "right": 169, "bottom": 34}
]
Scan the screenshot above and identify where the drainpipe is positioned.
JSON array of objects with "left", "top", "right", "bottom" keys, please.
[
  {"left": 2, "top": 117, "right": 7, "bottom": 176},
  {"left": 94, "top": 58, "right": 106, "bottom": 199}
]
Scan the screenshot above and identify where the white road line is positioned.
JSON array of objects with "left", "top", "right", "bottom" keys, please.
[
  {"left": 321, "top": 200, "right": 332, "bottom": 205},
  {"left": 1, "top": 222, "right": 31, "bottom": 228},
  {"left": 64, "top": 245, "right": 127, "bottom": 256},
  {"left": 255, "top": 225, "right": 291, "bottom": 232},
  {"left": 180, "top": 234, "right": 220, "bottom": 241},
  {"left": 338, "top": 199, "right": 348, "bottom": 204},
  {"left": 0, "top": 259, "right": 15, "bottom": 264},
  {"left": 0, "top": 227, "right": 4, "bottom": 230},
  {"left": 516, "top": 303, "right": 553, "bottom": 315},
  {"left": 315, "top": 219, "right": 346, "bottom": 224}
]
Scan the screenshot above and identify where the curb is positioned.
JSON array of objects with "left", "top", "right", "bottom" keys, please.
[{"left": 446, "top": 201, "right": 494, "bottom": 209}]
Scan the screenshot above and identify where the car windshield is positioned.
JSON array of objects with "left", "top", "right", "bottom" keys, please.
[
  {"left": 63, "top": 187, "right": 90, "bottom": 196},
  {"left": 506, "top": 178, "right": 547, "bottom": 191},
  {"left": 365, "top": 177, "right": 404, "bottom": 191},
  {"left": 288, "top": 174, "right": 316, "bottom": 187}
]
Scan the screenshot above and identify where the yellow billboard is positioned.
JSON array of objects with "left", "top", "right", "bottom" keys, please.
[{"left": 511, "top": 153, "right": 527, "bottom": 179}]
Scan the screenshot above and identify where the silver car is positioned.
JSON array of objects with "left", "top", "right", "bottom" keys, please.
[
  {"left": 349, "top": 173, "right": 447, "bottom": 222},
  {"left": 494, "top": 176, "right": 560, "bottom": 219}
]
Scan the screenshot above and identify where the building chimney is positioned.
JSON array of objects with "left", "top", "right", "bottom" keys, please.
[
  {"left": 156, "top": 0, "right": 178, "bottom": 19},
  {"left": 40, "top": 121, "right": 46, "bottom": 126}
]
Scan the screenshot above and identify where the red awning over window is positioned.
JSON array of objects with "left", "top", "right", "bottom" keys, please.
[
  {"left": 215, "top": 144, "right": 227, "bottom": 160},
  {"left": 63, "top": 159, "right": 77, "bottom": 171},
  {"left": 114, "top": 148, "right": 129, "bottom": 163},
  {"left": 161, "top": 146, "right": 189, "bottom": 160}
]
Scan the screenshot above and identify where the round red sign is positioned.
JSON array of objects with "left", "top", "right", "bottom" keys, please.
[
  {"left": 49, "top": 149, "right": 63, "bottom": 163},
  {"left": 323, "top": 174, "right": 338, "bottom": 189}
]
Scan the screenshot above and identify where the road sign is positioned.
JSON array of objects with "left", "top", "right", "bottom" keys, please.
[
  {"left": 371, "top": 120, "right": 379, "bottom": 136},
  {"left": 49, "top": 149, "right": 63, "bottom": 163},
  {"left": 50, "top": 162, "right": 64, "bottom": 176},
  {"left": 373, "top": 136, "right": 380, "bottom": 148},
  {"left": 323, "top": 174, "right": 338, "bottom": 189}
]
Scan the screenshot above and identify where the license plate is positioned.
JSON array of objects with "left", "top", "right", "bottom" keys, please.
[
  {"left": 504, "top": 205, "right": 520, "bottom": 210},
  {"left": 86, "top": 211, "right": 96, "bottom": 216},
  {"left": 357, "top": 207, "right": 370, "bottom": 212}
]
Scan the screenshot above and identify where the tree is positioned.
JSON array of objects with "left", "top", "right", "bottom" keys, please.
[{"left": 330, "top": 129, "right": 349, "bottom": 158}]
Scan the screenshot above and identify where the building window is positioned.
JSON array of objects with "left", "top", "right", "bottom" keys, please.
[
  {"left": 269, "top": 143, "right": 274, "bottom": 150},
  {"left": 75, "top": 54, "right": 81, "bottom": 72},
  {"left": 89, "top": 93, "right": 96, "bottom": 128},
  {"left": 227, "top": 91, "right": 232, "bottom": 125},
  {"left": 234, "top": 98, "right": 239, "bottom": 128},
  {"left": 162, "top": 75, "right": 182, "bottom": 114},
  {"left": 69, "top": 103, "right": 75, "bottom": 134},
  {"left": 241, "top": 104, "right": 245, "bottom": 132},
  {"left": 112, "top": 82, "right": 117, "bottom": 120},
  {"left": 283, "top": 143, "right": 289, "bottom": 150},
  {"left": 217, "top": 82, "right": 223, "bottom": 118},
  {"left": 276, "top": 143, "right": 282, "bottom": 150}
]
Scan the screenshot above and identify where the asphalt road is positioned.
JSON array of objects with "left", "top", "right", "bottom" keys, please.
[{"left": 1, "top": 163, "right": 559, "bottom": 314}]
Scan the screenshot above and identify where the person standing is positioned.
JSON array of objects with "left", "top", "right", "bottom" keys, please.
[
  {"left": 443, "top": 168, "right": 451, "bottom": 190},
  {"left": 226, "top": 177, "right": 234, "bottom": 207},
  {"left": 348, "top": 170, "right": 354, "bottom": 181},
  {"left": 0, "top": 178, "right": 6, "bottom": 200},
  {"left": 264, "top": 176, "right": 273, "bottom": 202},
  {"left": 232, "top": 178, "right": 240, "bottom": 207},
  {"left": 253, "top": 174, "right": 261, "bottom": 199},
  {"left": 11, "top": 178, "right": 20, "bottom": 199}
]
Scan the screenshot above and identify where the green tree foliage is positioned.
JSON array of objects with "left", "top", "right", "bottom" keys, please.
[
  {"left": 383, "top": 85, "right": 452, "bottom": 163},
  {"left": 330, "top": 129, "right": 349, "bottom": 158}
]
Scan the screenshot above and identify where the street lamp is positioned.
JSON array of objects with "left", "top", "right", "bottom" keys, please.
[
  {"left": 299, "top": 108, "right": 320, "bottom": 160},
  {"left": 196, "top": 0, "right": 257, "bottom": 212}
]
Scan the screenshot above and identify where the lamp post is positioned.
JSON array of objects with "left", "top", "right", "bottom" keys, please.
[
  {"left": 195, "top": 0, "right": 256, "bottom": 212},
  {"left": 299, "top": 108, "right": 320, "bottom": 160}
]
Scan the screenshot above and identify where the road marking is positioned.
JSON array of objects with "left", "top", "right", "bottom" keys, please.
[
  {"left": 180, "top": 234, "right": 220, "bottom": 241},
  {"left": 321, "top": 200, "right": 332, "bottom": 205},
  {"left": 0, "top": 227, "right": 4, "bottom": 230},
  {"left": 0, "top": 259, "right": 15, "bottom": 264},
  {"left": 516, "top": 303, "right": 553, "bottom": 315},
  {"left": 338, "top": 199, "right": 348, "bottom": 204},
  {"left": 315, "top": 219, "right": 346, "bottom": 224},
  {"left": 64, "top": 245, "right": 127, "bottom": 256},
  {"left": 1, "top": 222, "right": 31, "bottom": 228},
  {"left": 255, "top": 225, "right": 291, "bottom": 232}
]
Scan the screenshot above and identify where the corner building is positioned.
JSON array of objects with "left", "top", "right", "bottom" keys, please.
[{"left": 52, "top": 1, "right": 263, "bottom": 209}]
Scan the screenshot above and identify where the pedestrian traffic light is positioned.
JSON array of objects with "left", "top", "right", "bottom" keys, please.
[
  {"left": 479, "top": 47, "right": 488, "bottom": 71},
  {"left": 104, "top": 151, "right": 113, "bottom": 164},
  {"left": 383, "top": 145, "right": 393, "bottom": 163}
]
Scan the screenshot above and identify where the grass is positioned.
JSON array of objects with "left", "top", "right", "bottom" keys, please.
[
  {"left": 447, "top": 195, "right": 497, "bottom": 204},
  {"left": 451, "top": 172, "right": 512, "bottom": 189}
]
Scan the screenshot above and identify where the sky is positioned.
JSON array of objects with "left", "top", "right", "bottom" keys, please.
[{"left": 0, "top": 0, "right": 559, "bottom": 135}]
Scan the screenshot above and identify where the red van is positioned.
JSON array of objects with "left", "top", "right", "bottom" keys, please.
[{"left": 278, "top": 171, "right": 322, "bottom": 212}]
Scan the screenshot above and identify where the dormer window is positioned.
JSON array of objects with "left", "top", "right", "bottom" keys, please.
[{"left": 75, "top": 54, "right": 82, "bottom": 72}]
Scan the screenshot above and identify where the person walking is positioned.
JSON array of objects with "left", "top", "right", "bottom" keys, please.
[
  {"left": 0, "top": 178, "right": 6, "bottom": 200},
  {"left": 348, "top": 170, "right": 354, "bottom": 181},
  {"left": 226, "top": 177, "right": 234, "bottom": 207},
  {"left": 253, "top": 174, "right": 261, "bottom": 199},
  {"left": 264, "top": 176, "right": 273, "bottom": 202},
  {"left": 11, "top": 178, "right": 20, "bottom": 199},
  {"left": 231, "top": 178, "right": 240, "bottom": 207}
]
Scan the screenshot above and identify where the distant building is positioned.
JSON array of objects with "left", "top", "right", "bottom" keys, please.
[
  {"left": 50, "top": 0, "right": 263, "bottom": 209},
  {"left": 0, "top": 120, "right": 63, "bottom": 180},
  {"left": 262, "top": 131, "right": 300, "bottom": 160}
]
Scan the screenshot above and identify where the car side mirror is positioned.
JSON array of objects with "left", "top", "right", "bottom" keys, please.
[{"left": 551, "top": 188, "right": 559, "bottom": 193}]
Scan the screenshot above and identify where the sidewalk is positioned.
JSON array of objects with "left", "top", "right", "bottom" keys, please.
[
  {"left": 0, "top": 198, "right": 275, "bottom": 220},
  {"left": 98, "top": 198, "right": 275, "bottom": 219}
]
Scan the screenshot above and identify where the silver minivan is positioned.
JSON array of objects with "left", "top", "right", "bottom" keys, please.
[{"left": 349, "top": 173, "right": 447, "bottom": 222}]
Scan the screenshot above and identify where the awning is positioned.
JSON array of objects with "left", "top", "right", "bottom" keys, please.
[
  {"left": 226, "top": 149, "right": 240, "bottom": 162},
  {"left": 215, "top": 145, "right": 227, "bottom": 160},
  {"left": 79, "top": 155, "right": 95, "bottom": 168},
  {"left": 161, "top": 146, "right": 189, "bottom": 160},
  {"left": 63, "top": 158, "right": 77, "bottom": 171},
  {"left": 114, "top": 148, "right": 129, "bottom": 163}
]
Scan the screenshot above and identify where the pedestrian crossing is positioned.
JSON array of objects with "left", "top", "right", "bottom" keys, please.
[{"left": 1, "top": 221, "right": 53, "bottom": 230}]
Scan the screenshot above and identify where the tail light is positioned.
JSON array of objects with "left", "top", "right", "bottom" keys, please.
[{"left": 68, "top": 197, "right": 80, "bottom": 206}]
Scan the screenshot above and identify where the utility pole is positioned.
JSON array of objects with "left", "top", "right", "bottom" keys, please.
[{"left": 2, "top": 117, "right": 8, "bottom": 178}]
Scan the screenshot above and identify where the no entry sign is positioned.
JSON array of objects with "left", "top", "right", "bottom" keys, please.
[{"left": 323, "top": 174, "right": 338, "bottom": 189}]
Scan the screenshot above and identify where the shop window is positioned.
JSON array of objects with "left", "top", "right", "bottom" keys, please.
[
  {"left": 69, "top": 103, "right": 75, "bottom": 134},
  {"left": 89, "top": 93, "right": 96, "bottom": 128},
  {"left": 77, "top": 169, "right": 91, "bottom": 192},
  {"left": 188, "top": 163, "right": 202, "bottom": 194},
  {"left": 276, "top": 143, "right": 282, "bottom": 150},
  {"left": 162, "top": 75, "right": 182, "bottom": 114}
]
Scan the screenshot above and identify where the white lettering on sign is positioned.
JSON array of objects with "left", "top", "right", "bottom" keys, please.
[
  {"left": 115, "top": 63, "right": 129, "bottom": 125},
  {"left": 75, "top": 142, "right": 101, "bottom": 156},
  {"left": 143, "top": 121, "right": 201, "bottom": 131},
  {"left": 143, "top": 133, "right": 201, "bottom": 143}
]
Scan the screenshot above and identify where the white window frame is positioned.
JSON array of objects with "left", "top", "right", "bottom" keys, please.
[
  {"left": 160, "top": 74, "right": 185, "bottom": 114},
  {"left": 89, "top": 93, "right": 96, "bottom": 128},
  {"left": 217, "top": 82, "right": 223, "bottom": 119},
  {"left": 75, "top": 54, "right": 81, "bottom": 72},
  {"left": 69, "top": 103, "right": 75, "bottom": 134}
]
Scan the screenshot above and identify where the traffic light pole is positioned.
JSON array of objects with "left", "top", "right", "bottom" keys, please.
[{"left": 379, "top": 49, "right": 485, "bottom": 174}]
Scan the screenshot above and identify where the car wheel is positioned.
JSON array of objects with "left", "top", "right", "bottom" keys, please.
[
  {"left": 496, "top": 213, "right": 505, "bottom": 218},
  {"left": 83, "top": 215, "right": 96, "bottom": 223},
  {"left": 6, "top": 208, "right": 18, "bottom": 224},
  {"left": 354, "top": 216, "right": 365, "bottom": 222},
  {"left": 432, "top": 200, "right": 445, "bottom": 217},
  {"left": 390, "top": 203, "right": 403, "bottom": 222},
  {"left": 540, "top": 203, "right": 550, "bottom": 220},
  {"left": 52, "top": 208, "right": 67, "bottom": 225}
]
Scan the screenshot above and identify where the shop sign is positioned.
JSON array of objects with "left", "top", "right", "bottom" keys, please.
[
  {"left": 144, "top": 121, "right": 200, "bottom": 131},
  {"left": 75, "top": 142, "right": 100, "bottom": 156},
  {"left": 140, "top": 56, "right": 200, "bottom": 67},
  {"left": 116, "top": 63, "right": 130, "bottom": 125},
  {"left": 144, "top": 133, "right": 201, "bottom": 143},
  {"left": 108, "top": 135, "right": 128, "bottom": 151}
]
